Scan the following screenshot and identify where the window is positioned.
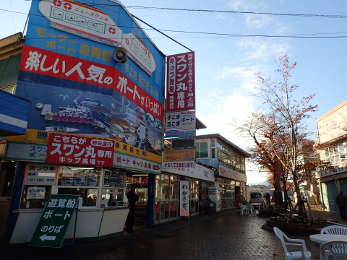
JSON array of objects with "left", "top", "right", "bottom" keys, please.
[
  {"left": 20, "top": 164, "right": 57, "bottom": 209},
  {"left": 196, "top": 142, "right": 208, "bottom": 158},
  {"left": 58, "top": 167, "right": 99, "bottom": 187},
  {"left": 58, "top": 188, "right": 98, "bottom": 207},
  {"left": 211, "top": 148, "right": 216, "bottom": 158}
]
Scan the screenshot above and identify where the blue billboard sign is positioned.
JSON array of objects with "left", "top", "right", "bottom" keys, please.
[{"left": 16, "top": 0, "right": 165, "bottom": 155}]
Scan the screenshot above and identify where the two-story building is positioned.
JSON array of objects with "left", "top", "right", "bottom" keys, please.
[
  {"left": 195, "top": 134, "right": 249, "bottom": 211},
  {"left": 316, "top": 100, "right": 347, "bottom": 212}
]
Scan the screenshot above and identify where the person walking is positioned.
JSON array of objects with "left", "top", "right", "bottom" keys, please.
[
  {"left": 125, "top": 184, "right": 139, "bottom": 233},
  {"left": 336, "top": 191, "right": 347, "bottom": 219}
]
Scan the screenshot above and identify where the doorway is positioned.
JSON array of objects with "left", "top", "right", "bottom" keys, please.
[{"left": 0, "top": 161, "right": 16, "bottom": 239}]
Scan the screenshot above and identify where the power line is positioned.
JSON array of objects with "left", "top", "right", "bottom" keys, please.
[
  {"left": 21, "top": 0, "right": 347, "bottom": 19},
  {"left": 2, "top": 7, "right": 347, "bottom": 39},
  {"left": 131, "top": 14, "right": 193, "bottom": 52},
  {"left": 125, "top": 5, "right": 347, "bottom": 19}
]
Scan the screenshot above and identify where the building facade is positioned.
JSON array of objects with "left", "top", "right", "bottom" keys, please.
[
  {"left": 0, "top": 0, "right": 167, "bottom": 244},
  {"left": 195, "top": 134, "right": 249, "bottom": 211},
  {"left": 316, "top": 100, "right": 347, "bottom": 212}
]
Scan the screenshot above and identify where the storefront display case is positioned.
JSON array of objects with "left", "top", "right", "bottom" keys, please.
[{"left": 10, "top": 163, "right": 129, "bottom": 244}]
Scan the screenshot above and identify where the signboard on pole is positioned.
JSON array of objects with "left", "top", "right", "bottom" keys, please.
[
  {"left": 165, "top": 111, "right": 196, "bottom": 138},
  {"left": 30, "top": 194, "right": 79, "bottom": 248},
  {"left": 180, "top": 180, "right": 190, "bottom": 216},
  {"left": 166, "top": 52, "right": 195, "bottom": 112},
  {"left": 46, "top": 133, "right": 114, "bottom": 167}
]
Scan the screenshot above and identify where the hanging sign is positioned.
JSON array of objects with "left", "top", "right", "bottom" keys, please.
[
  {"left": 166, "top": 52, "right": 195, "bottom": 112},
  {"left": 30, "top": 194, "right": 79, "bottom": 248},
  {"left": 180, "top": 180, "right": 190, "bottom": 216},
  {"left": 46, "top": 133, "right": 114, "bottom": 167}
]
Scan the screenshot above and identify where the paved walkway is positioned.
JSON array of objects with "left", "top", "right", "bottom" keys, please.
[{"left": 2, "top": 210, "right": 327, "bottom": 260}]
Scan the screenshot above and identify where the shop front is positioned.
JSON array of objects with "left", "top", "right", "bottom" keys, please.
[
  {"left": 216, "top": 164, "right": 247, "bottom": 210},
  {"left": 1, "top": 131, "right": 162, "bottom": 244},
  {"left": 160, "top": 161, "right": 215, "bottom": 222},
  {"left": 8, "top": 162, "right": 129, "bottom": 244}
]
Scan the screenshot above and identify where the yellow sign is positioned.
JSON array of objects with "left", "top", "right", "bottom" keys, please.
[
  {"left": 4, "top": 129, "right": 161, "bottom": 163},
  {"left": 163, "top": 149, "right": 195, "bottom": 162}
]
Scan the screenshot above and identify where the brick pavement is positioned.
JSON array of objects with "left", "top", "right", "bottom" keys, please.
[{"left": 2, "top": 210, "right": 328, "bottom": 260}]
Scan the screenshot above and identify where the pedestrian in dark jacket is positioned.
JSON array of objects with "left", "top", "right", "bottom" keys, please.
[
  {"left": 125, "top": 184, "right": 139, "bottom": 233},
  {"left": 336, "top": 191, "right": 347, "bottom": 219}
]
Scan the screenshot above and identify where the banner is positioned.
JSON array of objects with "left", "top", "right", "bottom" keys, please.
[
  {"left": 166, "top": 52, "right": 195, "bottom": 112},
  {"left": 46, "top": 133, "right": 114, "bottom": 167},
  {"left": 180, "top": 181, "right": 190, "bottom": 216},
  {"left": 114, "top": 152, "right": 161, "bottom": 173},
  {"left": 162, "top": 162, "right": 215, "bottom": 182}
]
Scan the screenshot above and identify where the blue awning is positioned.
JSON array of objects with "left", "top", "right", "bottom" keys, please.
[{"left": 0, "top": 90, "right": 30, "bottom": 136}]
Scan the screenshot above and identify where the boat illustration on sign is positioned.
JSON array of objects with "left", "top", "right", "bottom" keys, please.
[{"left": 39, "top": 0, "right": 156, "bottom": 75}]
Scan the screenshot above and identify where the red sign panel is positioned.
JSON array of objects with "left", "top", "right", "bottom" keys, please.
[
  {"left": 20, "top": 45, "right": 163, "bottom": 120},
  {"left": 166, "top": 52, "right": 195, "bottom": 112},
  {"left": 46, "top": 133, "right": 114, "bottom": 167}
]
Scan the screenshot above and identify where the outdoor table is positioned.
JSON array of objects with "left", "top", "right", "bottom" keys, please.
[{"left": 310, "top": 234, "right": 347, "bottom": 259}]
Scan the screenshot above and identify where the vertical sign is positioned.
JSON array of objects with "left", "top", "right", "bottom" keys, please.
[
  {"left": 180, "top": 180, "right": 190, "bottom": 216},
  {"left": 30, "top": 194, "right": 79, "bottom": 248},
  {"left": 46, "top": 133, "right": 114, "bottom": 167},
  {"left": 166, "top": 52, "right": 195, "bottom": 112}
]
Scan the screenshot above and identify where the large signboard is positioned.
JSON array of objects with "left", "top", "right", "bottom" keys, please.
[
  {"left": 30, "top": 194, "right": 79, "bottom": 248},
  {"left": 166, "top": 52, "right": 195, "bottom": 112},
  {"left": 114, "top": 152, "right": 161, "bottom": 174},
  {"left": 46, "top": 133, "right": 114, "bottom": 167},
  {"left": 162, "top": 162, "right": 215, "bottom": 182},
  {"left": 163, "top": 149, "right": 195, "bottom": 162},
  {"left": 16, "top": 0, "right": 165, "bottom": 156}
]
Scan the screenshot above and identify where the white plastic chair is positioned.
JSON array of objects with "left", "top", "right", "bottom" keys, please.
[
  {"left": 321, "top": 241, "right": 347, "bottom": 260},
  {"left": 240, "top": 203, "right": 255, "bottom": 216},
  {"left": 321, "top": 225, "right": 347, "bottom": 235},
  {"left": 273, "top": 227, "right": 311, "bottom": 260}
]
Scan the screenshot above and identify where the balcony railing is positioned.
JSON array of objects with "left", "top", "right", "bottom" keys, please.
[{"left": 319, "top": 167, "right": 347, "bottom": 178}]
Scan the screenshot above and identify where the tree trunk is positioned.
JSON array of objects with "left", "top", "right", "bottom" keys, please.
[
  {"left": 293, "top": 172, "right": 306, "bottom": 218},
  {"left": 273, "top": 168, "right": 283, "bottom": 207}
]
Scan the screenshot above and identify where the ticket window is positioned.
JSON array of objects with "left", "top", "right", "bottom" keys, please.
[{"left": 20, "top": 164, "right": 57, "bottom": 209}]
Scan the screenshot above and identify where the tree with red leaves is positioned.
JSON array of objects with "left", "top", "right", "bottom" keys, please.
[{"left": 242, "top": 55, "right": 318, "bottom": 217}]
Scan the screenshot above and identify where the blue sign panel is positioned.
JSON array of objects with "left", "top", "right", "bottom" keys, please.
[
  {"left": 24, "top": 0, "right": 164, "bottom": 103},
  {"left": 16, "top": 0, "right": 165, "bottom": 155}
]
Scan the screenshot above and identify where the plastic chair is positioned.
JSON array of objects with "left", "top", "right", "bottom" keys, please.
[
  {"left": 321, "top": 241, "right": 347, "bottom": 260},
  {"left": 240, "top": 204, "right": 249, "bottom": 216},
  {"left": 273, "top": 227, "right": 311, "bottom": 260},
  {"left": 321, "top": 225, "right": 347, "bottom": 235},
  {"left": 240, "top": 203, "right": 255, "bottom": 216}
]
